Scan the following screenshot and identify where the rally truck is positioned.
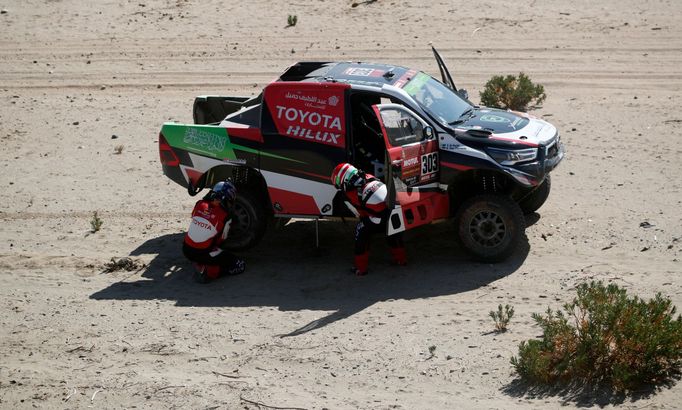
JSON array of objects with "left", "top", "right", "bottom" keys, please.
[{"left": 158, "top": 48, "right": 564, "bottom": 262}]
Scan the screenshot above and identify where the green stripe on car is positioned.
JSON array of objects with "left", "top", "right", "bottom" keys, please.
[{"left": 161, "top": 123, "right": 304, "bottom": 163}]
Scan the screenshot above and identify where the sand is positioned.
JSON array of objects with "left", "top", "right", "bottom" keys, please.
[{"left": 1, "top": 0, "right": 681, "bottom": 408}]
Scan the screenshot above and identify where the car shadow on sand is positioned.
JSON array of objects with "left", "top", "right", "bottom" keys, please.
[{"left": 91, "top": 219, "right": 529, "bottom": 336}]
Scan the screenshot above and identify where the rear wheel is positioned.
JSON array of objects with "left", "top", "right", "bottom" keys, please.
[
  {"left": 455, "top": 194, "right": 525, "bottom": 262},
  {"left": 222, "top": 191, "right": 268, "bottom": 251},
  {"left": 519, "top": 175, "right": 551, "bottom": 215}
]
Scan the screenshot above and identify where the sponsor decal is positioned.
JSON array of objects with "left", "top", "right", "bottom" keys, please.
[
  {"left": 266, "top": 83, "right": 347, "bottom": 148},
  {"left": 402, "top": 72, "right": 430, "bottom": 95},
  {"left": 421, "top": 152, "right": 438, "bottom": 176},
  {"left": 472, "top": 112, "right": 529, "bottom": 132},
  {"left": 275, "top": 106, "right": 342, "bottom": 145},
  {"left": 275, "top": 106, "right": 343, "bottom": 130},
  {"left": 183, "top": 127, "right": 226, "bottom": 152},
  {"left": 394, "top": 69, "right": 417, "bottom": 89},
  {"left": 161, "top": 124, "right": 236, "bottom": 159},
  {"left": 403, "top": 157, "right": 419, "bottom": 167},
  {"left": 191, "top": 218, "right": 212, "bottom": 230},
  {"left": 224, "top": 158, "right": 247, "bottom": 165},
  {"left": 344, "top": 67, "right": 385, "bottom": 77},
  {"left": 397, "top": 141, "right": 440, "bottom": 185},
  {"left": 480, "top": 114, "right": 510, "bottom": 124},
  {"left": 162, "top": 123, "right": 305, "bottom": 165},
  {"left": 187, "top": 216, "right": 217, "bottom": 243},
  {"left": 400, "top": 145, "right": 421, "bottom": 185}
]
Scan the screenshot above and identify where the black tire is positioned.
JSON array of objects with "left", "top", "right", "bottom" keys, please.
[
  {"left": 455, "top": 194, "right": 525, "bottom": 263},
  {"left": 519, "top": 175, "right": 551, "bottom": 215},
  {"left": 221, "top": 191, "right": 268, "bottom": 251}
]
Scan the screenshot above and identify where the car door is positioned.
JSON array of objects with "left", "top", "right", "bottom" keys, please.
[
  {"left": 371, "top": 103, "right": 442, "bottom": 235},
  {"left": 432, "top": 46, "right": 470, "bottom": 101},
  {"left": 431, "top": 46, "right": 456, "bottom": 92}
]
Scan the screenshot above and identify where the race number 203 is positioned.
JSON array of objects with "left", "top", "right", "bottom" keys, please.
[{"left": 421, "top": 152, "right": 438, "bottom": 175}]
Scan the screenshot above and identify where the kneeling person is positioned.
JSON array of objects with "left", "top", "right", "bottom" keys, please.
[{"left": 182, "top": 180, "right": 246, "bottom": 283}]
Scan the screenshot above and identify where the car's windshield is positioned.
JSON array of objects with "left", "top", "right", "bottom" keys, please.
[{"left": 403, "top": 72, "right": 472, "bottom": 127}]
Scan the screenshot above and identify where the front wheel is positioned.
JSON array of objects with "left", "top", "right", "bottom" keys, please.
[
  {"left": 222, "top": 191, "right": 268, "bottom": 251},
  {"left": 455, "top": 194, "right": 525, "bottom": 263}
]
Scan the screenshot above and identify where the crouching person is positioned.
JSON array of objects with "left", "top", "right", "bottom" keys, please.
[{"left": 182, "top": 180, "right": 246, "bottom": 283}]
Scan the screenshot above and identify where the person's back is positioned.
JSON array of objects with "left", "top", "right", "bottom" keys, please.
[
  {"left": 184, "top": 199, "right": 229, "bottom": 250},
  {"left": 343, "top": 173, "right": 388, "bottom": 223},
  {"left": 331, "top": 163, "right": 406, "bottom": 276},
  {"left": 182, "top": 180, "right": 246, "bottom": 283}
]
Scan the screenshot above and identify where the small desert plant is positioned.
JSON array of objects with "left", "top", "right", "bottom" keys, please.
[
  {"left": 90, "top": 211, "right": 103, "bottom": 232},
  {"left": 287, "top": 14, "right": 298, "bottom": 27},
  {"left": 511, "top": 281, "right": 682, "bottom": 392},
  {"left": 479, "top": 72, "right": 546, "bottom": 111},
  {"left": 490, "top": 304, "right": 515, "bottom": 332},
  {"left": 114, "top": 144, "right": 124, "bottom": 154}
]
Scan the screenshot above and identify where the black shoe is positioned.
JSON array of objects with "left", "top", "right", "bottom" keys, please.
[
  {"left": 193, "top": 270, "right": 209, "bottom": 284},
  {"left": 225, "top": 259, "right": 246, "bottom": 276},
  {"left": 350, "top": 267, "right": 368, "bottom": 276}
]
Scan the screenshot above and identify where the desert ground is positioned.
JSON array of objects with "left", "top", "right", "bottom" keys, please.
[{"left": 1, "top": 0, "right": 681, "bottom": 408}]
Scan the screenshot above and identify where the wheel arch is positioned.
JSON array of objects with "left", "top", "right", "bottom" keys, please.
[
  {"left": 194, "top": 165, "right": 273, "bottom": 218},
  {"left": 446, "top": 169, "right": 519, "bottom": 214}
]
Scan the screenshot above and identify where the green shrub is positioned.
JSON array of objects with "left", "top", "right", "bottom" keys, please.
[
  {"left": 90, "top": 211, "right": 103, "bottom": 233},
  {"left": 479, "top": 72, "right": 546, "bottom": 111},
  {"left": 287, "top": 14, "right": 298, "bottom": 27},
  {"left": 511, "top": 281, "right": 682, "bottom": 392},
  {"left": 490, "top": 304, "right": 515, "bottom": 332}
]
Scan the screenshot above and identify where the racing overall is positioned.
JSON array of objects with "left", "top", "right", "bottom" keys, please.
[
  {"left": 182, "top": 199, "right": 245, "bottom": 280},
  {"left": 342, "top": 174, "right": 407, "bottom": 275}
]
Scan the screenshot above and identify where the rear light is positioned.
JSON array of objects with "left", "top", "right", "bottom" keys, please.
[{"left": 159, "top": 133, "right": 179, "bottom": 166}]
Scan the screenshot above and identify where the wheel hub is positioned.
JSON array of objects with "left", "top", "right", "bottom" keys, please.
[{"left": 469, "top": 211, "right": 506, "bottom": 247}]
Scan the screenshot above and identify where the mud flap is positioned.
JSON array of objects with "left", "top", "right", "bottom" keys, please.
[{"left": 387, "top": 205, "right": 406, "bottom": 236}]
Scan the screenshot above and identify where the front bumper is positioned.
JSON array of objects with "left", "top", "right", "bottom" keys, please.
[{"left": 506, "top": 136, "right": 565, "bottom": 187}]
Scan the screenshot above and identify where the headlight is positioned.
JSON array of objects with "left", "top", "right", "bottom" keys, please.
[{"left": 486, "top": 147, "right": 537, "bottom": 165}]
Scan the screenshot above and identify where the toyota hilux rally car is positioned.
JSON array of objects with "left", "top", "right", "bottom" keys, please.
[{"left": 158, "top": 48, "right": 564, "bottom": 262}]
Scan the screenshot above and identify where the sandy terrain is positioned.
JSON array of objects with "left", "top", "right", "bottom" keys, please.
[{"left": 1, "top": 0, "right": 681, "bottom": 408}]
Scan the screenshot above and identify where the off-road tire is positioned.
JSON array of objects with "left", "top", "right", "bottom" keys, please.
[
  {"left": 455, "top": 194, "right": 525, "bottom": 262},
  {"left": 519, "top": 175, "right": 551, "bottom": 215},
  {"left": 222, "top": 191, "right": 268, "bottom": 251}
]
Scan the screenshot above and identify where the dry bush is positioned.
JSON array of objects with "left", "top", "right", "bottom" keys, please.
[
  {"left": 480, "top": 73, "right": 546, "bottom": 111},
  {"left": 102, "top": 257, "right": 144, "bottom": 273},
  {"left": 511, "top": 281, "right": 682, "bottom": 392}
]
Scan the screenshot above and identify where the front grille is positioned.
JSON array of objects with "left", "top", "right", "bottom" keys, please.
[{"left": 545, "top": 135, "right": 560, "bottom": 159}]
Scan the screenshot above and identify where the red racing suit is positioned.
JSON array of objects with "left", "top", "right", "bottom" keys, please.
[
  {"left": 182, "top": 199, "right": 243, "bottom": 279},
  {"left": 341, "top": 174, "right": 406, "bottom": 274}
]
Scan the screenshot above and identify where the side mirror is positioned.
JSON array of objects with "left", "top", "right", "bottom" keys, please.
[
  {"left": 424, "top": 126, "right": 434, "bottom": 139},
  {"left": 457, "top": 89, "right": 469, "bottom": 100}
]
